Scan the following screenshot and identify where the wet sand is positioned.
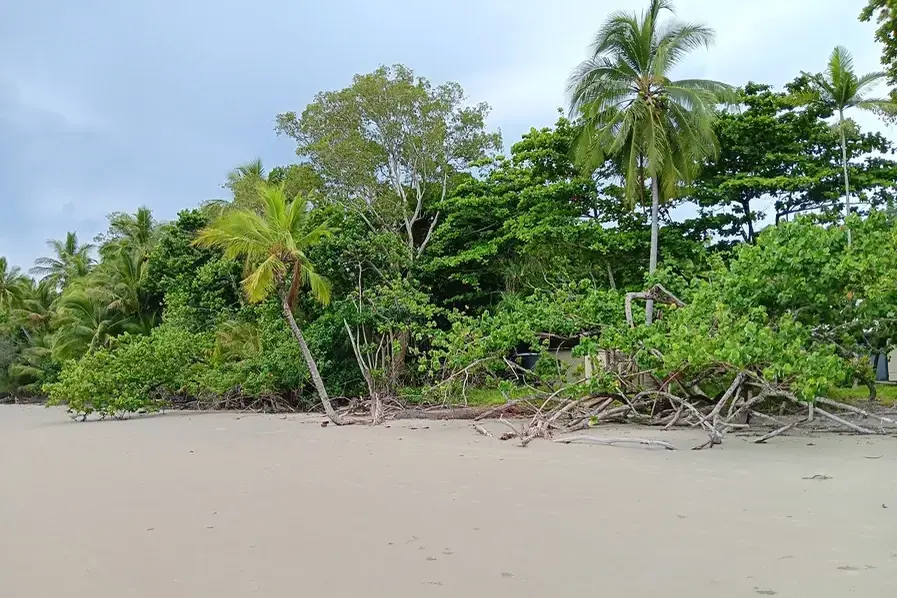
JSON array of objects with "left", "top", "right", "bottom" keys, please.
[{"left": 1, "top": 405, "right": 895, "bottom": 597}]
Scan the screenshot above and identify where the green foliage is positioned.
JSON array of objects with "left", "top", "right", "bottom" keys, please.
[
  {"left": 861, "top": 0, "right": 897, "bottom": 101},
  {"left": 4, "top": 51, "right": 897, "bottom": 414},
  {"left": 428, "top": 282, "right": 624, "bottom": 380},
  {"left": 618, "top": 284, "right": 854, "bottom": 401},
  {"left": 46, "top": 325, "right": 213, "bottom": 418},
  {"left": 144, "top": 209, "right": 242, "bottom": 329}
]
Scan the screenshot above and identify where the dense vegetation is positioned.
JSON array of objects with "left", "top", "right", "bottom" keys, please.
[{"left": 2, "top": 2, "right": 897, "bottom": 438}]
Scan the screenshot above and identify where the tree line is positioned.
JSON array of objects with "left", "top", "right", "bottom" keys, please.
[{"left": 2, "top": 0, "right": 897, "bottom": 435}]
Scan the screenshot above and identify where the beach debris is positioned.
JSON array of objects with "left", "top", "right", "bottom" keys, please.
[{"left": 553, "top": 435, "right": 677, "bottom": 450}]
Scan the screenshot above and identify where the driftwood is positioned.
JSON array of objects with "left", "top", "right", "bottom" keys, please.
[
  {"left": 816, "top": 397, "right": 897, "bottom": 426},
  {"left": 554, "top": 435, "right": 677, "bottom": 450},
  {"left": 474, "top": 400, "right": 521, "bottom": 421},
  {"left": 813, "top": 407, "right": 876, "bottom": 434},
  {"left": 753, "top": 418, "right": 807, "bottom": 443},
  {"left": 472, "top": 423, "right": 493, "bottom": 438}
]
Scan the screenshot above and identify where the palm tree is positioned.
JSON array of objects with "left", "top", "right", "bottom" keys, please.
[
  {"left": 51, "top": 290, "right": 124, "bottom": 360},
  {"left": 226, "top": 158, "right": 266, "bottom": 190},
  {"left": 100, "top": 207, "right": 159, "bottom": 260},
  {"left": 11, "top": 279, "right": 58, "bottom": 331},
  {"left": 804, "top": 46, "right": 897, "bottom": 244},
  {"left": 95, "top": 249, "right": 148, "bottom": 317},
  {"left": 568, "top": 0, "right": 731, "bottom": 323},
  {"left": 0, "top": 257, "right": 29, "bottom": 310},
  {"left": 203, "top": 159, "right": 269, "bottom": 217},
  {"left": 31, "top": 232, "right": 95, "bottom": 288},
  {"left": 194, "top": 183, "right": 343, "bottom": 424}
]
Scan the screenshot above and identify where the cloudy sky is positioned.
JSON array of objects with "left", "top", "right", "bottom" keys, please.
[{"left": 0, "top": 0, "right": 887, "bottom": 269}]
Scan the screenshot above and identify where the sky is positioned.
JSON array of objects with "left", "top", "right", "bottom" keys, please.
[{"left": 0, "top": 0, "right": 889, "bottom": 270}]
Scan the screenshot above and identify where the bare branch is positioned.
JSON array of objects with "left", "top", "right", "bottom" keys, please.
[{"left": 554, "top": 436, "right": 677, "bottom": 450}]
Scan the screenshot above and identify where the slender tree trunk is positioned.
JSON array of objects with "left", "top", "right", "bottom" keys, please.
[
  {"left": 839, "top": 109, "right": 852, "bottom": 246},
  {"left": 280, "top": 292, "right": 344, "bottom": 425},
  {"left": 646, "top": 177, "right": 660, "bottom": 325}
]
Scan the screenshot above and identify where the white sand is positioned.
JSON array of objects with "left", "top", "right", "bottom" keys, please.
[{"left": 1, "top": 405, "right": 895, "bottom": 597}]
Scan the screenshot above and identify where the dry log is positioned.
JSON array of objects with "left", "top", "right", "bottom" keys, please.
[
  {"left": 474, "top": 400, "right": 521, "bottom": 421},
  {"left": 554, "top": 436, "right": 677, "bottom": 450},
  {"left": 391, "top": 407, "right": 495, "bottom": 420},
  {"left": 779, "top": 393, "right": 876, "bottom": 434},
  {"left": 813, "top": 407, "right": 876, "bottom": 434},
  {"left": 815, "top": 397, "right": 897, "bottom": 426},
  {"left": 753, "top": 418, "right": 807, "bottom": 443}
]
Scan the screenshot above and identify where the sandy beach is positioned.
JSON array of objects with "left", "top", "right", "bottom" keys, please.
[{"left": 1, "top": 405, "right": 895, "bottom": 597}]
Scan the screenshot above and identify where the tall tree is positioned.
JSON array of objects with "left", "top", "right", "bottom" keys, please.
[
  {"left": 0, "top": 257, "right": 28, "bottom": 310},
  {"left": 860, "top": 0, "right": 897, "bottom": 101},
  {"left": 52, "top": 290, "right": 125, "bottom": 360},
  {"left": 275, "top": 64, "right": 501, "bottom": 263},
  {"left": 194, "top": 184, "right": 344, "bottom": 424},
  {"left": 30, "top": 232, "right": 95, "bottom": 288},
  {"left": 804, "top": 46, "right": 896, "bottom": 243},
  {"left": 568, "top": 0, "right": 731, "bottom": 322},
  {"left": 98, "top": 206, "right": 160, "bottom": 261}
]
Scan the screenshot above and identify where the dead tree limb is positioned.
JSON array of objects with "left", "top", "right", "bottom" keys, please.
[
  {"left": 625, "top": 284, "right": 687, "bottom": 327},
  {"left": 753, "top": 418, "right": 807, "bottom": 443},
  {"left": 816, "top": 397, "right": 897, "bottom": 426},
  {"left": 474, "top": 400, "right": 521, "bottom": 421},
  {"left": 554, "top": 436, "right": 677, "bottom": 450},
  {"left": 779, "top": 392, "right": 876, "bottom": 434},
  {"left": 814, "top": 407, "right": 876, "bottom": 434}
]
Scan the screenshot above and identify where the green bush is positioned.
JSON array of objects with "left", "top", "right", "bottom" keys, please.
[{"left": 46, "top": 326, "right": 213, "bottom": 419}]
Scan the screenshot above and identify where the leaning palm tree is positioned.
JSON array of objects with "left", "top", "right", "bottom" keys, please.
[
  {"left": 568, "top": 0, "right": 732, "bottom": 323},
  {"left": 194, "top": 183, "right": 344, "bottom": 424},
  {"left": 804, "top": 46, "right": 897, "bottom": 243},
  {"left": 0, "top": 257, "right": 29, "bottom": 310},
  {"left": 31, "top": 232, "right": 95, "bottom": 288}
]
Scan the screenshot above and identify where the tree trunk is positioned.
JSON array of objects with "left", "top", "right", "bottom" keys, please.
[
  {"left": 741, "top": 200, "right": 755, "bottom": 244},
  {"left": 646, "top": 177, "right": 660, "bottom": 325},
  {"left": 280, "top": 292, "right": 344, "bottom": 425},
  {"left": 839, "top": 110, "right": 852, "bottom": 246}
]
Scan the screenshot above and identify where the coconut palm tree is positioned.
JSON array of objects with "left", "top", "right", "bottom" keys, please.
[
  {"left": 31, "top": 232, "right": 95, "bottom": 288},
  {"left": 0, "top": 257, "right": 29, "bottom": 310},
  {"left": 94, "top": 249, "right": 149, "bottom": 317},
  {"left": 100, "top": 206, "right": 159, "bottom": 261},
  {"left": 11, "top": 278, "right": 58, "bottom": 331},
  {"left": 203, "top": 159, "right": 269, "bottom": 217},
  {"left": 568, "top": 0, "right": 732, "bottom": 323},
  {"left": 51, "top": 290, "right": 124, "bottom": 360},
  {"left": 804, "top": 46, "right": 897, "bottom": 244},
  {"left": 194, "top": 183, "right": 344, "bottom": 424}
]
